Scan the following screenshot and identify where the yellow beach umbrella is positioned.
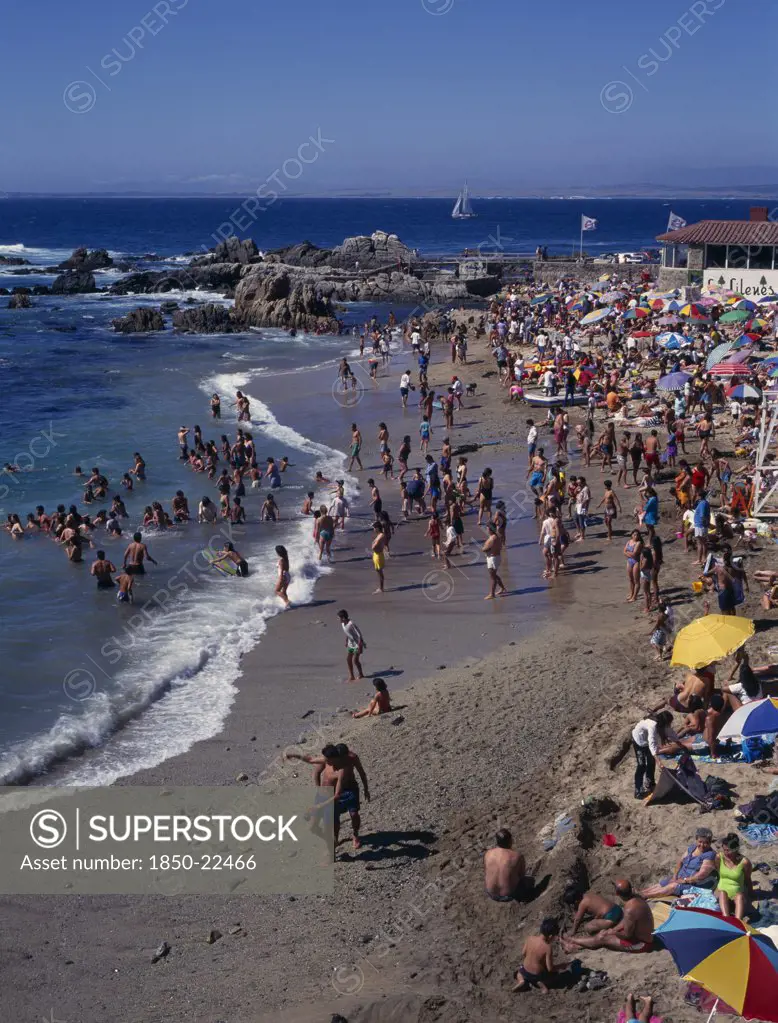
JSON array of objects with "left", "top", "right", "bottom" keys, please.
[{"left": 671, "top": 614, "right": 754, "bottom": 669}]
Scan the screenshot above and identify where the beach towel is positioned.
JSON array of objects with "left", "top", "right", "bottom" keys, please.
[
  {"left": 674, "top": 887, "right": 720, "bottom": 911},
  {"left": 739, "top": 823, "right": 778, "bottom": 847}
]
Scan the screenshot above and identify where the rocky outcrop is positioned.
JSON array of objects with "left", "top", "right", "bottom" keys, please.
[
  {"left": 0, "top": 254, "right": 30, "bottom": 266},
  {"left": 110, "top": 263, "right": 243, "bottom": 295},
  {"left": 160, "top": 300, "right": 180, "bottom": 313},
  {"left": 51, "top": 271, "right": 97, "bottom": 295},
  {"left": 8, "top": 293, "right": 31, "bottom": 308},
  {"left": 32, "top": 285, "right": 51, "bottom": 296},
  {"left": 56, "top": 247, "right": 113, "bottom": 271},
  {"left": 269, "top": 230, "right": 414, "bottom": 272},
  {"left": 234, "top": 268, "right": 338, "bottom": 332},
  {"left": 112, "top": 307, "right": 165, "bottom": 333},
  {"left": 192, "top": 237, "right": 259, "bottom": 266},
  {"left": 172, "top": 303, "right": 236, "bottom": 333}
]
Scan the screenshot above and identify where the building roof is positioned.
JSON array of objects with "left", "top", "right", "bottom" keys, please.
[{"left": 657, "top": 220, "right": 778, "bottom": 246}]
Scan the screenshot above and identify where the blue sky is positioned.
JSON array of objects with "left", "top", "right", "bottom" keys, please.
[{"left": 0, "top": 0, "right": 773, "bottom": 194}]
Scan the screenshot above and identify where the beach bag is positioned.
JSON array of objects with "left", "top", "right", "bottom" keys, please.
[{"left": 742, "top": 737, "right": 771, "bottom": 764}]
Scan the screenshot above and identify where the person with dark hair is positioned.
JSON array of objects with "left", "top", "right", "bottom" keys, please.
[
  {"left": 723, "top": 648, "right": 763, "bottom": 710},
  {"left": 569, "top": 887, "right": 624, "bottom": 935},
  {"left": 90, "top": 550, "right": 116, "bottom": 590},
  {"left": 337, "top": 609, "right": 365, "bottom": 682},
  {"left": 285, "top": 744, "right": 370, "bottom": 851},
  {"left": 513, "top": 918, "right": 560, "bottom": 992},
  {"left": 371, "top": 521, "right": 387, "bottom": 594},
  {"left": 352, "top": 678, "right": 391, "bottom": 718},
  {"left": 641, "top": 830, "right": 717, "bottom": 898},
  {"left": 123, "top": 531, "right": 157, "bottom": 575},
  {"left": 715, "top": 833, "right": 753, "bottom": 920},
  {"left": 275, "top": 545, "right": 290, "bottom": 606},
  {"left": 484, "top": 829, "right": 526, "bottom": 902},
  {"left": 631, "top": 711, "right": 679, "bottom": 798},
  {"left": 562, "top": 880, "right": 655, "bottom": 954},
  {"left": 213, "top": 542, "right": 249, "bottom": 578}
]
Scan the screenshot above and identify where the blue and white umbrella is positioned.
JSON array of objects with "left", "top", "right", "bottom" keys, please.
[{"left": 658, "top": 332, "right": 693, "bottom": 348}]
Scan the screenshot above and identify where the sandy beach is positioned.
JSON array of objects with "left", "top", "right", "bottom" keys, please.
[{"left": 5, "top": 312, "right": 778, "bottom": 1023}]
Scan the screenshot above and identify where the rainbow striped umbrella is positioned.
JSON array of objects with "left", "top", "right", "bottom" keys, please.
[
  {"left": 654, "top": 907, "right": 778, "bottom": 1022},
  {"left": 718, "top": 696, "right": 778, "bottom": 740},
  {"left": 729, "top": 298, "right": 759, "bottom": 311},
  {"left": 580, "top": 308, "right": 611, "bottom": 325},
  {"left": 681, "top": 303, "right": 708, "bottom": 319},
  {"left": 622, "top": 307, "right": 650, "bottom": 319},
  {"left": 744, "top": 317, "right": 768, "bottom": 331}
]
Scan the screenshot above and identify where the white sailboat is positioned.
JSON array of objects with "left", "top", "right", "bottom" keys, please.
[{"left": 451, "top": 182, "right": 476, "bottom": 219}]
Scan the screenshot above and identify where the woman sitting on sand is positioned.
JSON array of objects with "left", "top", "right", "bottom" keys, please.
[
  {"left": 715, "top": 833, "right": 753, "bottom": 921},
  {"left": 641, "top": 827, "right": 717, "bottom": 898},
  {"left": 352, "top": 678, "right": 392, "bottom": 719}
]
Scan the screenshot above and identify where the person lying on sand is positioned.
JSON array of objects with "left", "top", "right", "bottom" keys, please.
[
  {"left": 561, "top": 880, "right": 655, "bottom": 954},
  {"left": 569, "top": 887, "right": 624, "bottom": 935},
  {"left": 641, "top": 828, "right": 716, "bottom": 898},
  {"left": 625, "top": 993, "right": 655, "bottom": 1023},
  {"left": 512, "top": 918, "right": 560, "bottom": 994},
  {"left": 484, "top": 829, "right": 526, "bottom": 902}
]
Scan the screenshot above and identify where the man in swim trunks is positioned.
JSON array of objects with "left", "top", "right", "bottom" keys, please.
[
  {"left": 561, "top": 880, "right": 655, "bottom": 955},
  {"left": 91, "top": 550, "right": 117, "bottom": 590},
  {"left": 484, "top": 829, "right": 526, "bottom": 901},
  {"left": 371, "top": 521, "right": 387, "bottom": 593},
  {"left": 213, "top": 541, "right": 249, "bottom": 577},
  {"left": 348, "top": 423, "right": 363, "bottom": 472},
  {"left": 286, "top": 743, "right": 370, "bottom": 851},
  {"left": 482, "top": 524, "right": 507, "bottom": 599},
  {"left": 569, "top": 886, "right": 624, "bottom": 935},
  {"left": 123, "top": 532, "right": 157, "bottom": 575}
]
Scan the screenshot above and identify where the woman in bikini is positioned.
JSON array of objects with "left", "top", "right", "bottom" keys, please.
[
  {"left": 275, "top": 545, "right": 291, "bottom": 606},
  {"left": 624, "top": 529, "right": 644, "bottom": 603},
  {"left": 712, "top": 448, "right": 733, "bottom": 506}
]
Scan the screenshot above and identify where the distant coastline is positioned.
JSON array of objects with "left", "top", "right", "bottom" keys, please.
[{"left": 3, "top": 188, "right": 778, "bottom": 201}]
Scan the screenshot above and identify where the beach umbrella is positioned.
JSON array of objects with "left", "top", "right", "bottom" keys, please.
[
  {"left": 657, "top": 371, "right": 692, "bottom": 392},
  {"left": 726, "top": 382, "right": 761, "bottom": 401},
  {"left": 671, "top": 614, "right": 754, "bottom": 669},
  {"left": 758, "top": 294, "right": 778, "bottom": 304},
  {"left": 681, "top": 303, "right": 708, "bottom": 318},
  {"left": 666, "top": 299, "right": 684, "bottom": 311},
  {"left": 658, "top": 332, "right": 693, "bottom": 347},
  {"left": 580, "top": 308, "right": 611, "bottom": 325},
  {"left": 648, "top": 299, "right": 664, "bottom": 311},
  {"left": 744, "top": 317, "right": 768, "bottom": 331},
  {"left": 730, "top": 298, "right": 759, "bottom": 312},
  {"left": 658, "top": 315, "right": 681, "bottom": 325},
  {"left": 720, "top": 309, "right": 750, "bottom": 324},
  {"left": 718, "top": 697, "right": 778, "bottom": 741},
  {"left": 631, "top": 330, "right": 653, "bottom": 338},
  {"left": 622, "top": 307, "right": 650, "bottom": 320},
  {"left": 597, "top": 274, "right": 611, "bottom": 282},
  {"left": 530, "top": 293, "right": 553, "bottom": 306},
  {"left": 654, "top": 907, "right": 778, "bottom": 1022},
  {"left": 742, "top": 332, "right": 763, "bottom": 342},
  {"left": 602, "top": 290, "right": 626, "bottom": 301},
  {"left": 706, "top": 342, "right": 734, "bottom": 369},
  {"left": 699, "top": 296, "right": 721, "bottom": 308},
  {"left": 708, "top": 361, "right": 753, "bottom": 378},
  {"left": 731, "top": 334, "right": 756, "bottom": 350}
]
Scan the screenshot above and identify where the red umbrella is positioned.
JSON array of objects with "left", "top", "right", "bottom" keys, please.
[
  {"left": 708, "top": 361, "right": 753, "bottom": 377},
  {"left": 631, "top": 331, "right": 653, "bottom": 338}
]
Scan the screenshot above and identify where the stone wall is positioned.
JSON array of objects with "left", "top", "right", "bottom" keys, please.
[{"left": 532, "top": 260, "right": 657, "bottom": 286}]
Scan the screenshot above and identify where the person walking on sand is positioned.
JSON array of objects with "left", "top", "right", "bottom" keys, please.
[
  {"left": 597, "top": 480, "right": 621, "bottom": 542},
  {"left": 483, "top": 523, "right": 507, "bottom": 599},
  {"left": 371, "top": 521, "right": 387, "bottom": 593},
  {"left": 337, "top": 609, "right": 366, "bottom": 682},
  {"left": 348, "top": 423, "right": 363, "bottom": 472}
]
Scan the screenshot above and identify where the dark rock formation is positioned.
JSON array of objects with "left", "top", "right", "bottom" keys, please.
[
  {"left": 56, "top": 247, "right": 113, "bottom": 271},
  {"left": 11, "top": 286, "right": 31, "bottom": 295},
  {"left": 269, "top": 230, "right": 414, "bottom": 272},
  {"left": 8, "top": 293, "right": 31, "bottom": 309},
  {"left": 51, "top": 271, "right": 97, "bottom": 295},
  {"left": 234, "top": 269, "right": 338, "bottom": 332},
  {"left": 190, "top": 237, "right": 259, "bottom": 267},
  {"left": 172, "top": 303, "right": 236, "bottom": 333},
  {"left": 159, "top": 300, "right": 180, "bottom": 313},
  {"left": 110, "top": 264, "right": 243, "bottom": 295},
  {"left": 0, "top": 287, "right": 8, "bottom": 295},
  {"left": 32, "top": 285, "right": 51, "bottom": 296},
  {"left": 112, "top": 307, "right": 165, "bottom": 333},
  {"left": 0, "top": 254, "right": 30, "bottom": 266}
]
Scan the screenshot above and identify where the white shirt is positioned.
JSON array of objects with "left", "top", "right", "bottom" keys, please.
[
  {"left": 400, "top": 373, "right": 411, "bottom": 389},
  {"left": 342, "top": 620, "right": 363, "bottom": 647},
  {"left": 411, "top": 331, "right": 421, "bottom": 347},
  {"left": 632, "top": 718, "right": 678, "bottom": 756},
  {"left": 527, "top": 425, "right": 538, "bottom": 446},
  {"left": 575, "top": 486, "right": 591, "bottom": 514},
  {"left": 445, "top": 525, "right": 457, "bottom": 545},
  {"left": 543, "top": 370, "right": 553, "bottom": 387}
]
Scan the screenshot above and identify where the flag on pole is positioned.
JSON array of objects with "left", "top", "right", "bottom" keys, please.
[
  {"left": 581, "top": 215, "right": 598, "bottom": 231},
  {"left": 667, "top": 211, "right": 687, "bottom": 231}
]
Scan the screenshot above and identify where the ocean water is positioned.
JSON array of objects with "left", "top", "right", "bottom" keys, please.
[{"left": 0, "top": 196, "right": 766, "bottom": 786}]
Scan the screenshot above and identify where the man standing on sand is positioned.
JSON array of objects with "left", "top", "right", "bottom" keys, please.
[
  {"left": 338, "top": 609, "right": 366, "bottom": 682},
  {"left": 561, "top": 880, "right": 655, "bottom": 954},
  {"left": 484, "top": 829, "right": 527, "bottom": 901},
  {"left": 286, "top": 743, "right": 370, "bottom": 852},
  {"left": 482, "top": 523, "right": 507, "bottom": 599},
  {"left": 348, "top": 423, "right": 363, "bottom": 472},
  {"left": 123, "top": 531, "right": 157, "bottom": 575},
  {"left": 400, "top": 369, "right": 412, "bottom": 408},
  {"left": 371, "top": 521, "right": 387, "bottom": 593}
]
